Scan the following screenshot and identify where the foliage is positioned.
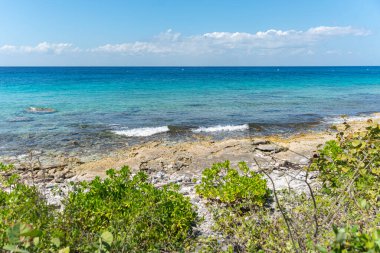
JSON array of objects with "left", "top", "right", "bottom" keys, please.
[
  {"left": 317, "top": 226, "right": 380, "bottom": 253},
  {"left": 212, "top": 206, "right": 293, "bottom": 252},
  {"left": 195, "top": 161, "right": 287, "bottom": 252},
  {"left": 195, "top": 122, "right": 380, "bottom": 252},
  {"left": 0, "top": 165, "right": 197, "bottom": 252},
  {"left": 195, "top": 161, "right": 270, "bottom": 208},
  {"left": 0, "top": 163, "right": 59, "bottom": 252},
  {"left": 1, "top": 121, "right": 379, "bottom": 252},
  {"left": 58, "top": 166, "right": 197, "bottom": 252},
  {"left": 311, "top": 122, "right": 380, "bottom": 207}
]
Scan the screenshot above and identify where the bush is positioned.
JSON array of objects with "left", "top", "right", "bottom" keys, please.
[
  {"left": 56, "top": 166, "right": 197, "bottom": 252},
  {"left": 318, "top": 226, "right": 380, "bottom": 253},
  {"left": 0, "top": 164, "right": 59, "bottom": 252},
  {"left": 195, "top": 123, "right": 380, "bottom": 252},
  {"left": 195, "top": 161, "right": 277, "bottom": 252},
  {"left": 195, "top": 161, "right": 270, "bottom": 208},
  {"left": 0, "top": 165, "right": 197, "bottom": 252},
  {"left": 311, "top": 122, "right": 380, "bottom": 206}
]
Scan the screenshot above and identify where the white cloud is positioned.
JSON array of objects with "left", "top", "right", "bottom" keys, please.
[
  {"left": 0, "top": 26, "right": 369, "bottom": 57},
  {"left": 306, "top": 26, "right": 370, "bottom": 36},
  {"left": 0, "top": 42, "right": 78, "bottom": 54},
  {"left": 92, "top": 26, "right": 369, "bottom": 55},
  {"left": 93, "top": 42, "right": 172, "bottom": 54},
  {"left": 0, "top": 45, "right": 17, "bottom": 53}
]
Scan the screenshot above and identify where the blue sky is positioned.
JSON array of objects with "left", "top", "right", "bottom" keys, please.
[{"left": 0, "top": 0, "right": 379, "bottom": 66}]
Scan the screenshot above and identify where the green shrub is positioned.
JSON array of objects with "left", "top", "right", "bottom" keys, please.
[
  {"left": 1, "top": 164, "right": 197, "bottom": 252},
  {"left": 0, "top": 163, "right": 58, "bottom": 252},
  {"left": 195, "top": 123, "right": 380, "bottom": 252},
  {"left": 212, "top": 207, "right": 293, "bottom": 252},
  {"left": 57, "top": 166, "right": 197, "bottom": 252},
  {"left": 310, "top": 123, "right": 380, "bottom": 252},
  {"left": 317, "top": 226, "right": 380, "bottom": 253},
  {"left": 311, "top": 123, "right": 380, "bottom": 206},
  {"left": 195, "top": 161, "right": 270, "bottom": 208},
  {"left": 195, "top": 161, "right": 277, "bottom": 252}
]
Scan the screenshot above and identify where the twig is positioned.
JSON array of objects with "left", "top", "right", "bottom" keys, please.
[
  {"left": 305, "top": 169, "right": 319, "bottom": 239},
  {"left": 253, "top": 157, "right": 299, "bottom": 253}
]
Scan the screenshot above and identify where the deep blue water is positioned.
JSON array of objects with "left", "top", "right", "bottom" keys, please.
[{"left": 1, "top": 67, "right": 380, "bottom": 156}]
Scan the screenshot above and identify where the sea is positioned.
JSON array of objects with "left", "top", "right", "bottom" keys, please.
[{"left": 1, "top": 66, "right": 379, "bottom": 157}]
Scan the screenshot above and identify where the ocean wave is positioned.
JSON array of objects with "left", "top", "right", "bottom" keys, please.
[
  {"left": 192, "top": 124, "right": 249, "bottom": 133},
  {"left": 113, "top": 126, "right": 170, "bottom": 137}
]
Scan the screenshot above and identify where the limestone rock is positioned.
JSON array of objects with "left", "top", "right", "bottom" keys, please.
[
  {"left": 256, "top": 144, "right": 287, "bottom": 153},
  {"left": 252, "top": 139, "right": 270, "bottom": 145}
]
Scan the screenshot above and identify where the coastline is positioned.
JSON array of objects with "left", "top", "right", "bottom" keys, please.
[
  {"left": 1, "top": 112, "right": 379, "bottom": 185},
  {"left": 1, "top": 112, "right": 379, "bottom": 236},
  {"left": 73, "top": 112, "right": 380, "bottom": 181}
]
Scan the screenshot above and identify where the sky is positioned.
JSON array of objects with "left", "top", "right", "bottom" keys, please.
[{"left": 0, "top": 0, "right": 379, "bottom": 66}]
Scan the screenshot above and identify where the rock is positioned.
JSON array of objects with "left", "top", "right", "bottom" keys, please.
[
  {"left": 139, "top": 161, "right": 149, "bottom": 171},
  {"left": 64, "top": 172, "right": 75, "bottom": 179},
  {"left": 54, "top": 170, "right": 68, "bottom": 179},
  {"left": 71, "top": 141, "right": 80, "bottom": 146},
  {"left": 26, "top": 107, "right": 56, "bottom": 114},
  {"left": 252, "top": 139, "right": 270, "bottom": 145},
  {"left": 256, "top": 144, "right": 287, "bottom": 153},
  {"left": 299, "top": 157, "right": 310, "bottom": 165},
  {"left": 36, "top": 170, "right": 44, "bottom": 178},
  {"left": 45, "top": 175, "right": 54, "bottom": 181},
  {"left": 192, "top": 196, "right": 201, "bottom": 203},
  {"left": 280, "top": 160, "right": 302, "bottom": 169},
  {"left": 34, "top": 178, "right": 53, "bottom": 184},
  {"left": 48, "top": 169, "right": 57, "bottom": 175},
  {"left": 153, "top": 171, "right": 166, "bottom": 180},
  {"left": 55, "top": 178, "right": 65, "bottom": 183},
  {"left": 172, "top": 157, "right": 191, "bottom": 171}
]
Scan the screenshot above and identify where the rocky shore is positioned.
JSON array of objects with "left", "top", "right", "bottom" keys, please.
[{"left": 1, "top": 113, "right": 379, "bottom": 236}]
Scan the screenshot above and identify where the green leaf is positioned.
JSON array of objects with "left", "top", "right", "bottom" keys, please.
[
  {"left": 101, "top": 231, "right": 113, "bottom": 246},
  {"left": 336, "top": 229, "right": 346, "bottom": 243},
  {"left": 316, "top": 245, "right": 328, "bottom": 253},
  {"left": 19, "top": 223, "right": 32, "bottom": 236},
  {"left": 58, "top": 247, "right": 70, "bottom": 253},
  {"left": 359, "top": 199, "right": 367, "bottom": 209},
  {"left": 2, "top": 245, "right": 29, "bottom": 253},
  {"left": 352, "top": 140, "right": 362, "bottom": 147},
  {"left": 33, "top": 237, "right": 40, "bottom": 246},
  {"left": 51, "top": 237, "right": 61, "bottom": 248},
  {"left": 20, "top": 229, "right": 42, "bottom": 238},
  {"left": 6, "top": 223, "right": 21, "bottom": 244}
]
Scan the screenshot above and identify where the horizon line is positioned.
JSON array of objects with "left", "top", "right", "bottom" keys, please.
[{"left": 0, "top": 65, "right": 379, "bottom": 68}]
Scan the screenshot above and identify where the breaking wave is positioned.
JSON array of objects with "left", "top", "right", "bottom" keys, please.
[
  {"left": 192, "top": 124, "right": 249, "bottom": 133},
  {"left": 113, "top": 126, "right": 170, "bottom": 137},
  {"left": 324, "top": 113, "right": 380, "bottom": 124}
]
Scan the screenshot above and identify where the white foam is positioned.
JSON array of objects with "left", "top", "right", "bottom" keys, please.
[
  {"left": 326, "top": 113, "right": 380, "bottom": 124},
  {"left": 113, "top": 126, "right": 169, "bottom": 137},
  {"left": 192, "top": 124, "right": 249, "bottom": 133}
]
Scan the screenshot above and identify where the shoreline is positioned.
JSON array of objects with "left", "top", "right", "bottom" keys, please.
[
  {"left": 1, "top": 112, "right": 379, "bottom": 236},
  {"left": 74, "top": 112, "right": 380, "bottom": 181},
  {"left": 1, "top": 111, "right": 377, "bottom": 158},
  {"left": 0, "top": 112, "right": 379, "bottom": 185}
]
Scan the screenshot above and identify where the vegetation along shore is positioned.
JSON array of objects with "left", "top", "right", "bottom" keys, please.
[{"left": 1, "top": 113, "right": 379, "bottom": 252}]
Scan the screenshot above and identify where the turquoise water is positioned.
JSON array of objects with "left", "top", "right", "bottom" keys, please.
[{"left": 1, "top": 67, "right": 380, "bottom": 156}]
